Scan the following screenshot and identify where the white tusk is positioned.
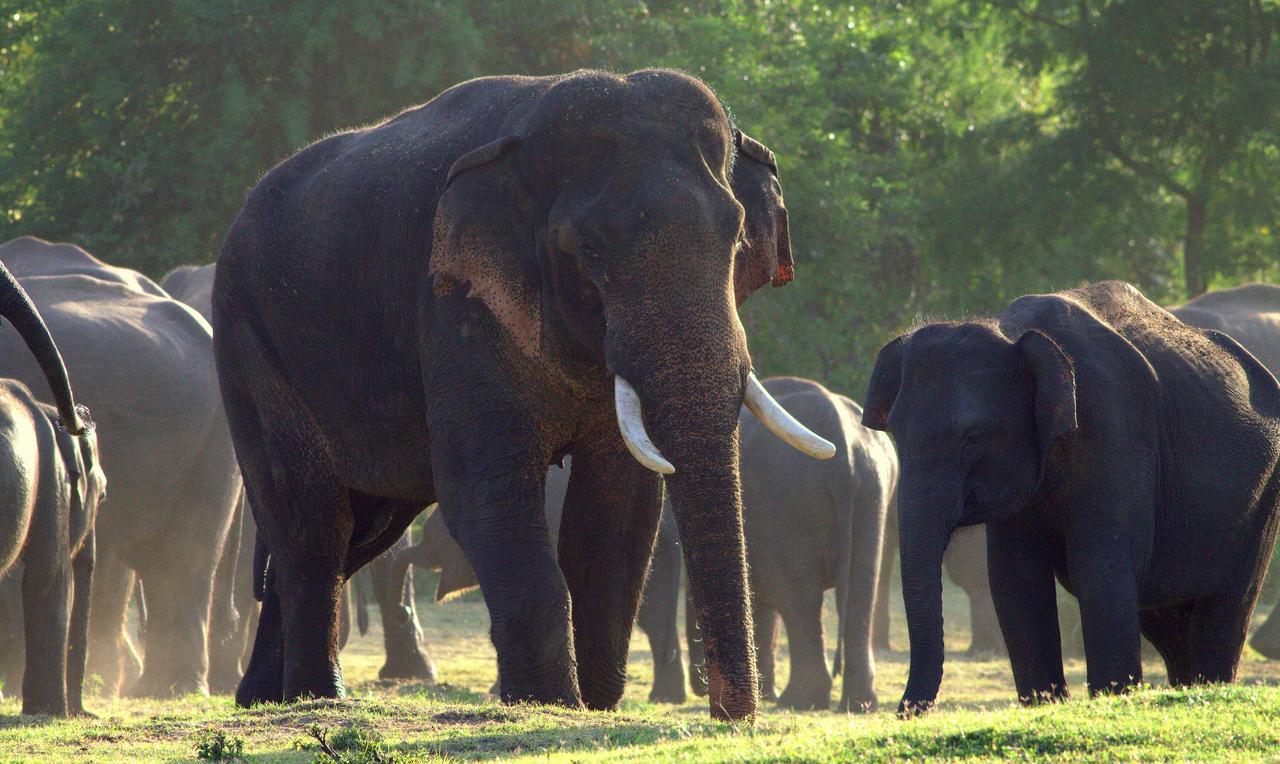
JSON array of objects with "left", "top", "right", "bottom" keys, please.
[
  {"left": 614, "top": 376, "right": 676, "bottom": 475},
  {"left": 743, "top": 373, "right": 837, "bottom": 459}
]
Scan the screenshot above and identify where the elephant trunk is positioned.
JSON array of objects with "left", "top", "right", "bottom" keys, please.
[
  {"left": 896, "top": 480, "right": 960, "bottom": 717},
  {"left": 0, "top": 263, "right": 88, "bottom": 433}
]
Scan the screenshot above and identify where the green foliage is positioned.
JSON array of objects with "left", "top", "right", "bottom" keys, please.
[
  {"left": 194, "top": 728, "right": 246, "bottom": 761},
  {"left": 0, "top": 0, "right": 1276, "bottom": 395},
  {"left": 303, "top": 723, "right": 404, "bottom": 764}
]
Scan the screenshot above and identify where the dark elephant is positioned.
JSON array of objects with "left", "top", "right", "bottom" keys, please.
[
  {"left": 864, "top": 281, "right": 1280, "bottom": 716},
  {"left": 214, "top": 69, "right": 834, "bottom": 720},
  {"left": 685, "top": 377, "right": 894, "bottom": 712},
  {"left": 874, "top": 524, "right": 1005, "bottom": 656},
  {"left": 1171, "top": 282, "right": 1280, "bottom": 658},
  {"left": 162, "top": 263, "right": 434, "bottom": 691},
  {"left": 390, "top": 458, "right": 687, "bottom": 702},
  {"left": 0, "top": 237, "right": 242, "bottom": 698},
  {"left": 0, "top": 263, "right": 105, "bottom": 716}
]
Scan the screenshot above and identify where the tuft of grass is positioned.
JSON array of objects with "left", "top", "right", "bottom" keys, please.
[{"left": 194, "top": 728, "right": 246, "bottom": 761}]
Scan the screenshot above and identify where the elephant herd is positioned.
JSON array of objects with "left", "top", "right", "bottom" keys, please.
[{"left": 0, "top": 68, "right": 1278, "bottom": 724}]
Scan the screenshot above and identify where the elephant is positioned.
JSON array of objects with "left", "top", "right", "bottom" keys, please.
[
  {"left": 874, "top": 525, "right": 1005, "bottom": 656},
  {"left": 0, "top": 237, "right": 242, "bottom": 698},
  {"left": 214, "top": 69, "right": 835, "bottom": 721},
  {"left": 0, "top": 262, "right": 105, "bottom": 716},
  {"left": 1170, "top": 282, "right": 1280, "bottom": 658},
  {"left": 161, "top": 263, "right": 434, "bottom": 691},
  {"left": 684, "top": 377, "right": 894, "bottom": 712},
  {"left": 389, "top": 458, "right": 688, "bottom": 702},
  {"left": 863, "top": 281, "right": 1280, "bottom": 716}
]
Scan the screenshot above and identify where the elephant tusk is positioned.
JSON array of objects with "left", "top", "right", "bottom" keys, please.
[
  {"left": 742, "top": 372, "right": 838, "bottom": 459},
  {"left": 614, "top": 376, "right": 676, "bottom": 475}
]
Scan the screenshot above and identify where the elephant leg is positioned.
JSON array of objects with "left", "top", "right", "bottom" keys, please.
[
  {"left": 207, "top": 496, "right": 245, "bottom": 694},
  {"left": 337, "top": 584, "right": 352, "bottom": 651},
  {"left": 838, "top": 488, "right": 884, "bottom": 713},
  {"left": 430, "top": 413, "right": 579, "bottom": 708},
  {"left": 236, "top": 564, "right": 284, "bottom": 707},
  {"left": 1186, "top": 528, "right": 1274, "bottom": 684},
  {"left": 1069, "top": 563, "right": 1143, "bottom": 696},
  {"left": 752, "top": 599, "right": 779, "bottom": 702},
  {"left": 85, "top": 547, "right": 134, "bottom": 697},
  {"left": 21, "top": 543, "right": 72, "bottom": 716},
  {"left": 557, "top": 439, "right": 664, "bottom": 710},
  {"left": 1249, "top": 600, "right": 1280, "bottom": 659},
  {"left": 0, "top": 571, "right": 23, "bottom": 693},
  {"left": 965, "top": 584, "right": 1005, "bottom": 656},
  {"left": 686, "top": 586, "right": 707, "bottom": 697},
  {"left": 987, "top": 520, "right": 1067, "bottom": 704},
  {"left": 872, "top": 515, "right": 896, "bottom": 652},
  {"left": 1139, "top": 604, "right": 1195, "bottom": 686},
  {"left": 637, "top": 511, "right": 685, "bottom": 704},
  {"left": 775, "top": 591, "right": 831, "bottom": 711},
  {"left": 67, "top": 531, "right": 94, "bottom": 716},
  {"left": 129, "top": 562, "right": 213, "bottom": 698},
  {"left": 367, "top": 534, "right": 435, "bottom": 681}
]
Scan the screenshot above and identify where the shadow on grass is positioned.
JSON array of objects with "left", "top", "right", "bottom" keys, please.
[
  {"left": 0, "top": 713, "right": 58, "bottom": 729},
  {"left": 395, "top": 717, "right": 702, "bottom": 760}
]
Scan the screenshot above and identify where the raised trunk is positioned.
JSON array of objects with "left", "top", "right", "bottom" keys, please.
[{"left": 896, "top": 487, "right": 957, "bottom": 717}]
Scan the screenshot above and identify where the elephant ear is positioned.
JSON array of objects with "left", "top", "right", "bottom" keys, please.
[
  {"left": 863, "top": 336, "right": 906, "bottom": 431},
  {"left": 1016, "top": 330, "right": 1079, "bottom": 467},
  {"left": 431, "top": 135, "right": 542, "bottom": 357},
  {"left": 730, "top": 130, "right": 794, "bottom": 306}
]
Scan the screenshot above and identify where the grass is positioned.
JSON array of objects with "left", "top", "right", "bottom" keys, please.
[{"left": 3, "top": 577, "right": 1280, "bottom": 762}]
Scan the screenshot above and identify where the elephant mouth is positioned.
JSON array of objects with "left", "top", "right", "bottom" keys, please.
[{"left": 612, "top": 373, "right": 836, "bottom": 474}]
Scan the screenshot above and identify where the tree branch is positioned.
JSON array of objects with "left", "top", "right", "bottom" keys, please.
[{"left": 1101, "top": 134, "right": 1194, "bottom": 199}]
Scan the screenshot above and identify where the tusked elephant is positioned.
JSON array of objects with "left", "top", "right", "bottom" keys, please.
[
  {"left": 162, "top": 263, "right": 434, "bottom": 690},
  {"left": 1171, "top": 282, "right": 1280, "bottom": 658},
  {"left": 685, "top": 377, "right": 895, "bottom": 712},
  {"left": 214, "top": 69, "right": 835, "bottom": 721},
  {"left": 864, "top": 281, "right": 1280, "bottom": 716},
  {"left": 0, "top": 237, "right": 242, "bottom": 698},
  {"left": 389, "top": 458, "right": 688, "bottom": 703},
  {"left": 0, "top": 262, "right": 105, "bottom": 716}
]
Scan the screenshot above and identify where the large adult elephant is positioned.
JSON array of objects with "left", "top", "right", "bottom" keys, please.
[
  {"left": 389, "top": 458, "right": 688, "bottom": 703},
  {"left": 214, "top": 70, "right": 834, "bottom": 721},
  {"left": 162, "top": 263, "right": 434, "bottom": 690},
  {"left": 864, "top": 281, "right": 1280, "bottom": 716},
  {"left": 1171, "top": 282, "right": 1280, "bottom": 658},
  {"left": 0, "top": 237, "right": 242, "bottom": 698}
]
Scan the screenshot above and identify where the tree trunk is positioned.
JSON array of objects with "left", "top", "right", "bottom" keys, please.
[{"left": 1184, "top": 195, "right": 1209, "bottom": 297}]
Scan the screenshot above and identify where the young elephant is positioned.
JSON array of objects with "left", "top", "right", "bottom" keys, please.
[
  {"left": 688, "top": 377, "right": 895, "bottom": 712},
  {"left": 864, "top": 281, "right": 1280, "bottom": 716},
  {"left": 0, "top": 263, "right": 105, "bottom": 716}
]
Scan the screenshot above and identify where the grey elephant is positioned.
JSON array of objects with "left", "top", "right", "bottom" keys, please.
[
  {"left": 1171, "top": 282, "right": 1280, "bottom": 658},
  {"left": 0, "top": 237, "right": 242, "bottom": 698},
  {"left": 161, "top": 262, "right": 434, "bottom": 689},
  {"left": 0, "top": 262, "right": 105, "bottom": 716},
  {"left": 390, "top": 457, "right": 688, "bottom": 703},
  {"left": 684, "top": 377, "right": 895, "bottom": 712},
  {"left": 865, "top": 281, "right": 1280, "bottom": 716}
]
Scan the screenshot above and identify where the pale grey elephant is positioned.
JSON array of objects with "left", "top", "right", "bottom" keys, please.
[
  {"left": 1172, "top": 282, "right": 1280, "bottom": 658},
  {"left": 161, "top": 263, "right": 434, "bottom": 688},
  {"left": 0, "top": 237, "right": 242, "bottom": 698}
]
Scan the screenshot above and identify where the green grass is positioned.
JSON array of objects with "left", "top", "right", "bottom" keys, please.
[{"left": 4, "top": 580, "right": 1280, "bottom": 762}]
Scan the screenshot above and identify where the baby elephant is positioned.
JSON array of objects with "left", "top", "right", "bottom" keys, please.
[
  {"left": 0, "top": 263, "right": 105, "bottom": 716},
  {"left": 864, "top": 281, "right": 1280, "bottom": 716}
]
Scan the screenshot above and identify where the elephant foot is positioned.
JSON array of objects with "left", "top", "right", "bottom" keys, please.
[
  {"left": 837, "top": 692, "right": 879, "bottom": 714},
  {"left": 128, "top": 671, "right": 209, "bottom": 699},
  {"left": 207, "top": 665, "right": 244, "bottom": 696},
  {"left": 235, "top": 669, "right": 283, "bottom": 708},
  {"left": 648, "top": 674, "right": 688, "bottom": 704},
  {"left": 776, "top": 683, "right": 832, "bottom": 711},
  {"left": 378, "top": 651, "right": 437, "bottom": 682},
  {"left": 688, "top": 670, "right": 708, "bottom": 698}
]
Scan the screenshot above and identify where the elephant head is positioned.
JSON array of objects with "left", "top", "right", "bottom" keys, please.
[
  {"left": 431, "top": 70, "right": 833, "bottom": 721},
  {"left": 862, "top": 322, "right": 1077, "bottom": 715}
]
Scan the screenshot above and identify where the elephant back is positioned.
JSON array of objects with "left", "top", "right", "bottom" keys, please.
[
  {"left": 1171, "top": 283, "right": 1280, "bottom": 376},
  {"left": 161, "top": 264, "right": 216, "bottom": 322},
  {"left": 0, "top": 236, "right": 169, "bottom": 299}
]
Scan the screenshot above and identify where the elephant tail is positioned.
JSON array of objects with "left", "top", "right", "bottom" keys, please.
[{"left": 0, "top": 262, "right": 90, "bottom": 434}]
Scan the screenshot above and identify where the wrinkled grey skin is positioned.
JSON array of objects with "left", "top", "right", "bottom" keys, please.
[
  {"left": 1171, "top": 283, "right": 1280, "bottom": 659},
  {"left": 161, "top": 263, "right": 434, "bottom": 688},
  {"left": 0, "top": 237, "right": 242, "bottom": 698},
  {"left": 391, "top": 457, "right": 687, "bottom": 702},
  {"left": 874, "top": 525, "right": 1005, "bottom": 656},
  {"left": 685, "top": 377, "right": 895, "bottom": 712}
]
